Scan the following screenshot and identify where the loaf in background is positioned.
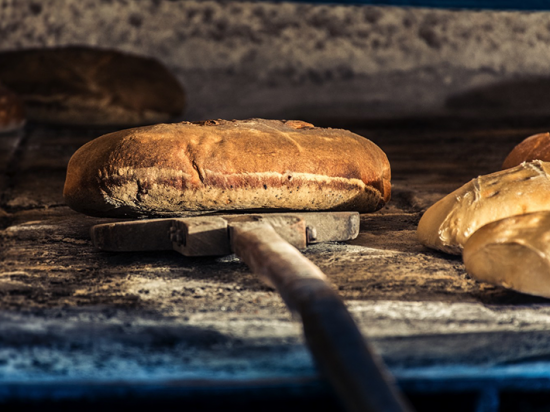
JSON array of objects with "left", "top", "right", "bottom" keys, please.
[
  {"left": 0, "top": 46, "right": 185, "bottom": 127},
  {"left": 0, "top": 82, "right": 25, "bottom": 133},
  {"left": 503, "top": 132, "right": 550, "bottom": 169}
]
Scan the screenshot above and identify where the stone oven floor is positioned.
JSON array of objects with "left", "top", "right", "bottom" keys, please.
[{"left": 2, "top": 121, "right": 550, "bottom": 410}]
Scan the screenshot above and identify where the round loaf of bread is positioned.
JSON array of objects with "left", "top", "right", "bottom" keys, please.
[
  {"left": 463, "top": 212, "right": 550, "bottom": 298},
  {"left": 0, "top": 46, "right": 185, "bottom": 127},
  {"left": 0, "top": 83, "right": 25, "bottom": 133},
  {"left": 417, "top": 161, "right": 550, "bottom": 255},
  {"left": 502, "top": 132, "right": 550, "bottom": 169},
  {"left": 63, "top": 119, "right": 391, "bottom": 217}
]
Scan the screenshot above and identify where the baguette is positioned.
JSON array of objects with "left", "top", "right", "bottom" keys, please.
[
  {"left": 463, "top": 212, "right": 550, "bottom": 298},
  {"left": 63, "top": 119, "right": 391, "bottom": 217},
  {"left": 417, "top": 161, "right": 550, "bottom": 254}
]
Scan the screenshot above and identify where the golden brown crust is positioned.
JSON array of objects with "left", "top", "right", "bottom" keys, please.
[
  {"left": 0, "top": 46, "right": 185, "bottom": 126},
  {"left": 63, "top": 119, "right": 391, "bottom": 217},
  {"left": 0, "top": 83, "right": 25, "bottom": 133},
  {"left": 502, "top": 132, "right": 550, "bottom": 169},
  {"left": 417, "top": 161, "right": 550, "bottom": 254},
  {"left": 464, "top": 212, "right": 550, "bottom": 298}
]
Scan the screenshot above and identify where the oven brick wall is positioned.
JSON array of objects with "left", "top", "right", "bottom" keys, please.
[{"left": 3, "top": 0, "right": 550, "bottom": 122}]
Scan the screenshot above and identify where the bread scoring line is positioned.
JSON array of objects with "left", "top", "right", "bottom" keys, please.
[{"left": 260, "top": 122, "right": 304, "bottom": 153}]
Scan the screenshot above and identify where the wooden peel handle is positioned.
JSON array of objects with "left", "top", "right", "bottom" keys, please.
[{"left": 231, "top": 223, "right": 412, "bottom": 412}]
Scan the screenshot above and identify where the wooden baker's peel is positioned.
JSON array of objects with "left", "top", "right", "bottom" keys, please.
[{"left": 91, "top": 212, "right": 412, "bottom": 412}]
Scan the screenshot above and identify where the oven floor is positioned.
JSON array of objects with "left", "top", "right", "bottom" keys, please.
[{"left": 2, "top": 121, "right": 550, "bottom": 411}]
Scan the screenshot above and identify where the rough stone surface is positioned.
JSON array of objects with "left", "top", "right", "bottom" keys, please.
[
  {"left": 3, "top": 1, "right": 550, "bottom": 122},
  {"left": 3, "top": 122, "right": 550, "bottom": 404}
]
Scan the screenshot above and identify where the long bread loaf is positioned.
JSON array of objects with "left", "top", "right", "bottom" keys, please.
[
  {"left": 417, "top": 161, "right": 550, "bottom": 254},
  {"left": 63, "top": 119, "right": 391, "bottom": 217},
  {"left": 464, "top": 212, "right": 550, "bottom": 298}
]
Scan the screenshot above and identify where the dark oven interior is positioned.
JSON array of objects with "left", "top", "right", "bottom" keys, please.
[{"left": 2, "top": 1, "right": 550, "bottom": 411}]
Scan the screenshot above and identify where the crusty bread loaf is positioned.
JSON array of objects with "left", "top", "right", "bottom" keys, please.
[
  {"left": 63, "top": 119, "right": 391, "bottom": 217},
  {"left": 463, "top": 212, "right": 550, "bottom": 298},
  {"left": 0, "top": 46, "right": 185, "bottom": 126},
  {"left": 417, "top": 161, "right": 550, "bottom": 254},
  {"left": 502, "top": 132, "right": 550, "bottom": 169},
  {"left": 0, "top": 83, "right": 25, "bottom": 133}
]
